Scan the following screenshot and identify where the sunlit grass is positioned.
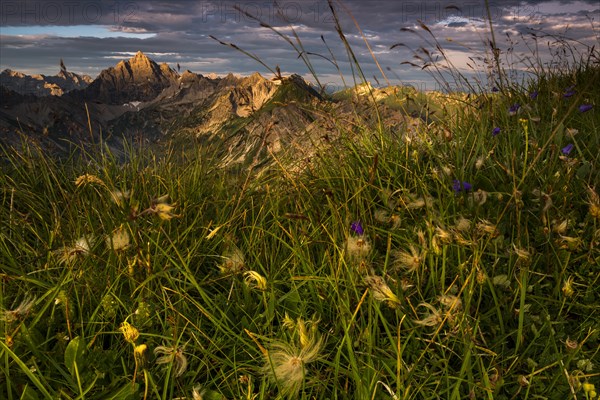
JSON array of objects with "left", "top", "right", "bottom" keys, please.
[{"left": 1, "top": 5, "right": 599, "bottom": 400}]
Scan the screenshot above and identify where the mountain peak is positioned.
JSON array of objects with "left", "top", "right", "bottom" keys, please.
[
  {"left": 127, "top": 51, "right": 155, "bottom": 71},
  {"left": 81, "top": 51, "right": 179, "bottom": 104},
  {"left": 131, "top": 50, "right": 149, "bottom": 61}
]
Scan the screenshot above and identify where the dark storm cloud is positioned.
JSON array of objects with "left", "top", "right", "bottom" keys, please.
[{"left": 1, "top": 0, "right": 598, "bottom": 90}]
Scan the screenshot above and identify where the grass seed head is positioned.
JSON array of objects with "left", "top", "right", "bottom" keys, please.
[
  {"left": 56, "top": 236, "right": 93, "bottom": 264},
  {"left": 282, "top": 313, "right": 296, "bottom": 331},
  {"left": 74, "top": 173, "right": 105, "bottom": 187},
  {"left": 562, "top": 276, "right": 575, "bottom": 297},
  {"left": 192, "top": 386, "right": 206, "bottom": 400},
  {"left": 552, "top": 219, "right": 568, "bottom": 235},
  {"left": 392, "top": 244, "right": 423, "bottom": 273},
  {"left": 473, "top": 189, "right": 488, "bottom": 205},
  {"left": 476, "top": 220, "right": 499, "bottom": 237},
  {"left": 414, "top": 302, "right": 443, "bottom": 327},
  {"left": 110, "top": 190, "right": 130, "bottom": 207},
  {"left": 220, "top": 246, "right": 246, "bottom": 274},
  {"left": 588, "top": 187, "right": 600, "bottom": 220},
  {"left": 364, "top": 275, "right": 401, "bottom": 307},
  {"left": 1, "top": 296, "right": 36, "bottom": 323},
  {"left": 565, "top": 337, "right": 578, "bottom": 351},
  {"left": 374, "top": 209, "right": 391, "bottom": 223},
  {"left": 455, "top": 217, "right": 471, "bottom": 232},
  {"left": 346, "top": 235, "right": 371, "bottom": 260},
  {"left": 513, "top": 244, "right": 532, "bottom": 263},
  {"left": 154, "top": 345, "right": 188, "bottom": 377},
  {"left": 438, "top": 294, "right": 462, "bottom": 311},
  {"left": 107, "top": 226, "right": 130, "bottom": 252},
  {"left": 263, "top": 334, "right": 322, "bottom": 398},
  {"left": 557, "top": 235, "right": 583, "bottom": 251},
  {"left": 435, "top": 226, "right": 453, "bottom": 244}
]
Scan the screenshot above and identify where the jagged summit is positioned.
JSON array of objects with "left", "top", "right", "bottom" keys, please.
[
  {"left": 132, "top": 50, "right": 148, "bottom": 60},
  {"left": 80, "top": 51, "right": 179, "bottom": 104},
  {"left": 122, "top": 51, "right": 160, "bottom": 75}
]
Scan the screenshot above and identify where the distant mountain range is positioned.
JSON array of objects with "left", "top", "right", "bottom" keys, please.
[
  {"left": 0, "top": 51, "right": 458, "bottom": 169},
  {"left": 0, "top": 62, "right": 93, "bottom": 97}
]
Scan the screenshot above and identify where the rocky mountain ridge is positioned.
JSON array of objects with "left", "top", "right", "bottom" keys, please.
[
  {"left": 0, "top": 51, "right": 448, "bottom": 169},
  {"left": 0, "top": 62, "right": 93, "bottom": 96}
]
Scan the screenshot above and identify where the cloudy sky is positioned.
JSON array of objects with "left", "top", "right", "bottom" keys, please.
[{"left": 1, "top": 0, "right": 598, "bottom": 91}]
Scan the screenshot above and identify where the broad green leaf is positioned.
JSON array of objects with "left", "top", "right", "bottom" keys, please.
[{"left": 64, "top": 336, "right": 86, "bottom": 378}]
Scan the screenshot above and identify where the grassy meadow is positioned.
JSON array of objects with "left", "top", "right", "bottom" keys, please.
[{"left": 1, "top": 5, "right": 599, "bottom": 400}]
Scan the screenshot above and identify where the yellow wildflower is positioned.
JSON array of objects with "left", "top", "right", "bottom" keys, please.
[
  {"left": 583, "top": 383, "right": 597, "bottom": 398},
  {"left": 134, "top": 343, "right": 147, "bottom": 364},
  {"left": 562, "top": 276, "right": 575, "bottom": 297},
  {"left": 244, "top": 270, "right": 267, "bottom": 290},
  {"left": 139, "top": 195, "right": 178, "bottom": 220},
  {"left": 74, "top": 173, "right": 105, "bottom": 187},
  {"left": 282, "top": 313, "right": 296, "bottom": 331},
  {"left": 119, "top": 321, "right": 139, "bottom": 344},
  {"left": 154, "top": 202, "right": 177, "bottom": 220}
]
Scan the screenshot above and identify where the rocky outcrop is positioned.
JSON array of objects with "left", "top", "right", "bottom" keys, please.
[
  {"left": 204, "top": 72, "right": 277, "bottom": 126},
  {"left": 77, "top": 51, "right": 179, "bottom": 104}
]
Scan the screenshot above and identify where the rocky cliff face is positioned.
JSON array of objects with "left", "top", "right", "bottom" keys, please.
[
  {"left": 0, "top": 65, "right": 93, "bottom": 96},
  {"left": 78, "top": 51, "right": 179, "bottom": 104}
]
